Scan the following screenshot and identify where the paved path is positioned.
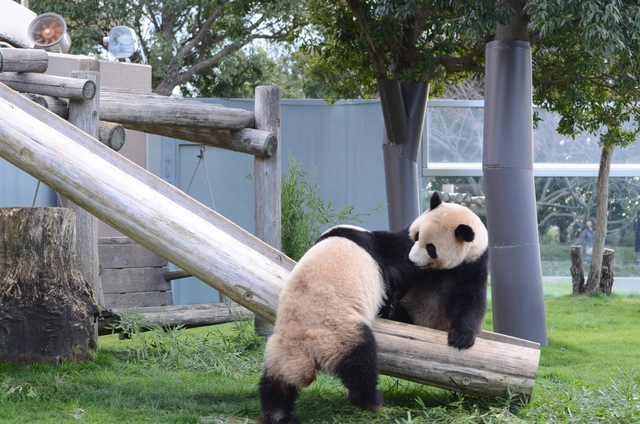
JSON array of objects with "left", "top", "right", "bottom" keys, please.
[{"left": 544, "top": 277, "right": 640, "bottom": 293}]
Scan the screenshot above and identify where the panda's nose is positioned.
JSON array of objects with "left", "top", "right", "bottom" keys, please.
[{"left": 426, "top": 244, "right": 437, "bottom": 259}]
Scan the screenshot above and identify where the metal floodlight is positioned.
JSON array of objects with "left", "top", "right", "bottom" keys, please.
[{"left": 104, "top": 26, "right": 137, "bottom": 59}]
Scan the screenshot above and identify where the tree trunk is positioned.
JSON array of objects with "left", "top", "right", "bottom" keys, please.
[
  {"left": 483, "top": 2, "right": 547, "bottom": 344},
  {"left": 0, "top": 208, "right": 99, "bottom": 365},
  {"left": 378, "top": 79, "right": 428, "bottom": 231},
  {"left": 586, "top": 146, "right": 613, "bottom": 294},
  {"left": 570, "top": 246, "right": 585, "bottom": 294}
]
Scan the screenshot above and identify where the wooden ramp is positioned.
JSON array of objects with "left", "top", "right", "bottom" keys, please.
[{"left": 0, "top": 81, "right": 539, "bottom": 399}]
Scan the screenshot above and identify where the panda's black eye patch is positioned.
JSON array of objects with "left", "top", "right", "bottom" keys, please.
[
  {"left": 426, "top": 243, "right": 437, "bottom": 259},
  {"left": 414, "top": 231, "right": 420, "bottom": 242}
]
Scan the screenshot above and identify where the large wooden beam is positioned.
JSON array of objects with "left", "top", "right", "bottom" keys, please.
[
  {"left": 0, "top": 82, "right": 539, "bottom": 399},
  {"left": 100, "top": 89, "right": 254, "bottom": 130},
  {"left": 0, "top": 72, "right": 96, "bottom": 100},
  {"left": 127, "top": 124, "right": 276, "bottom": 158},
  {"left": 0, "top": 49, "right": 49, "bottom": 73}
]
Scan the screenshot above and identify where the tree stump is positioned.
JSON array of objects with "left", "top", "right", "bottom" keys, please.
[
  {"left": 570, "top": 246, "right": 585, "bottom": 294},
  {"left": 571, "top": 246, "right": 614, "bottom": 295},
  {"left": 0, "top": 208, "right": 99, "bottom": 365},
  {"left": 599, "top": 248, "right": 615, "bottom": 295}
]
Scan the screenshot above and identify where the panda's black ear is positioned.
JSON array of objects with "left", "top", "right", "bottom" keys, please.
[
  {"left": 455, "top": 224, "right": 475, "bottom": 243},
  {"left": 430, "top": 191, "right": 442, "bottom": 210}
]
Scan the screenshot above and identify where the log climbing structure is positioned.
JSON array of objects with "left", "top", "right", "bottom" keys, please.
[{"left": 0, "top": 49, "right": 540, "bottom": 399}]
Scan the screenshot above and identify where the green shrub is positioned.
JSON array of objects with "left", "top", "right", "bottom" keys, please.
[{"left": 281, "top": 156, "right": 383, "bottom": 261}]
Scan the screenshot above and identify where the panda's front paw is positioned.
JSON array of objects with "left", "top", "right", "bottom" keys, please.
[{"left": 447, "top": 330, "right": 475, "bottom": 349}]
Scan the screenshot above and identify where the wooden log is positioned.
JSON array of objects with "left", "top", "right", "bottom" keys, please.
[
  {"left": 22, "top": 93, "right": 48, "bottom": 107},
  {"left": 35, "top": 95, "right": 69, "bottom": 119},
  {"left": 374, "top": 319, "right": 539, "bottom": 398},
  {"left": 125, "top": 124, "right": 276, "bottom": 158},
  {"left": 164, "top": 269, "right": 192, "bottom": 282},
  {"left": 571, "top": 245, "right": 585, "bottom": 294},
  {"left": 100, "top": 90, "right": 254, "bottom": 130},
  {"left": 0, "top": 72, "right": 96, "bottom": 100},
  {"left": 99, "top": 121, "right": 125, "bottom": 151},
  {"left": 599, "top": 248, "right": 614, "bottom": 295},
  {"left": 0, "top": 48, "right": 48, "bottom": 73},
  {"left": 0, "top": 83, "right": 539, "bottom": 398},
  {"left": 253, "top": 86, "right": 282, "bottom": 337},
  {"left": 98, "top": 303, "right": 254, "bottom": 336},
  {"left": 0, "top": 207, "right": 99, "bottom": 364}
]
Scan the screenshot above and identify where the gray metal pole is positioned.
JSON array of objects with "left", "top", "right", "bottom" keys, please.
[
  {"left": 378, "top": 80, "right": 429, "bottom": 231},
  {"left": 483, "top": 40, "right": 548, "bottom": 345}
]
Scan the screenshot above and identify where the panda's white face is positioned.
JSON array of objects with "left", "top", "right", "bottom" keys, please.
[{"left": 408, "top": 193, "right": 487, "bottom": 270}]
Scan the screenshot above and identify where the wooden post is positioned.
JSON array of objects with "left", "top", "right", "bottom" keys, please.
[
  {"left": 571, "top": 245, "right": 585, "bottom": 294},
  {"left": 58, "top": 59, "right": 104, "bottom": 314},
  {"left": 599, "top": 248, "right": 615, "bottom": 295},
  {"left": 0, "top": 208, "right": 98, "bottom": 364},
  {"left": 0, "top": 83, "right": 539, "bottom": 399},
  {"left": 253, "top": 86, "right": 282, "bottom": 338}
]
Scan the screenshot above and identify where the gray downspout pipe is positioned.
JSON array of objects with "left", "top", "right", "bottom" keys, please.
[
  {"left": 378, "top": 79, "right": 429, "bottom": 231},
  {"left": 483, "top": 40, "right": 548, "bottom": 345}
]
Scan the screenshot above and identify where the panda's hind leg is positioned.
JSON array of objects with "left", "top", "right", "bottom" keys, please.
[
  {"left": 258, "top": 371, "right": 300, "bottom": 424},
  {"left": 335, "top": 323, "right": 384, "bottom": 412}
]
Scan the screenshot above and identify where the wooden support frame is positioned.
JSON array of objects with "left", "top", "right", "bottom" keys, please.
[{"left": 0, "top": 81, "right": 540, "bottom": 399}]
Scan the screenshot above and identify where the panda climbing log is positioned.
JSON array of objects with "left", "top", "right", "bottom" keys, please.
[{"left": 394, "top": 191, "right": 489, "bottom": 350}]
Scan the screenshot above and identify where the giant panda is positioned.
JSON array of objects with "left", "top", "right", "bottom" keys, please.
[
  {"left": 392, "top": 191, "right": 489, "bottom": 350},
  {"left": 258, "top": 225, "right": 424, "bottom": 424}
]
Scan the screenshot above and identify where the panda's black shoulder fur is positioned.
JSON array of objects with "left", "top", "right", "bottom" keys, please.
[{"left": 315, "top": 226, "right": 423, "bottom": 319}]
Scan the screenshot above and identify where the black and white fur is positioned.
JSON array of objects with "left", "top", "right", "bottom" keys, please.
[
  {"left": 258, "top": 225, "right": 422, "bottom": 424},
  {"left": 393, "top": 191, "right": 489, "bottom": 350}
]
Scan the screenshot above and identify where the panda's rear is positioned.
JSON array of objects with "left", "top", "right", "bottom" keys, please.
[{"left": 259, "top": 235, "right": 388, "bottom": 423}]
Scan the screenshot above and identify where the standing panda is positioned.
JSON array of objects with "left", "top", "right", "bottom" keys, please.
[
  {"left": 258, "top": 225, "right": 424, "bottom": 424},
  {"left": 394, "top": 191, "right": 489, "bottom": 350}
]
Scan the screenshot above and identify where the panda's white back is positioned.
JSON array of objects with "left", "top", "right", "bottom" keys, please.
[{"left": 276, "top": 236, "right": 386, "bottom": 328}]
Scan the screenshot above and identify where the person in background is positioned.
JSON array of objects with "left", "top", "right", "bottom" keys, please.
[{"left": 578, "top": 217, "right": 596, "bottom": 263}]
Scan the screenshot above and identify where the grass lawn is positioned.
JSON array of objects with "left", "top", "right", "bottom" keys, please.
[{"left": 1, "top": 285, "right": 639, "bottom": 423}]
